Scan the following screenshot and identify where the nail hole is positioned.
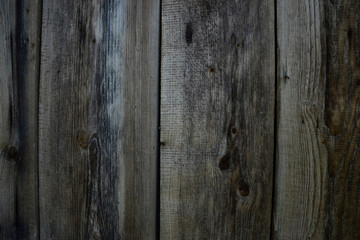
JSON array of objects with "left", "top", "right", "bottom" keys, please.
[
  {"left": 232, "top": 127, "right": 237, "bottom": 134},
  {"left": 219, "top": 155, "right": 230, "bottom": 170},
  {"left": 7, "top": 146, "right": 20, "bottom": 161},
  {"left": 239, "top": 184, "right": 249, "bottom": 196}
]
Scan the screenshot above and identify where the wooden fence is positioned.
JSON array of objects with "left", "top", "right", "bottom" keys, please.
[{"left": 0, "top": 0, "right": 359, "bottom": 239}]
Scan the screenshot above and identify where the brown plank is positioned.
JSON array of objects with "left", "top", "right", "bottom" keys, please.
[
  {"left": 0, "top": 0, "right": 41, "bottom": 239},
  {"left": 273, "top": 0, "right": 360, "bottom": 239},
  {"left": 39, "top": 0, "right": 159, "bottom": 239},
  {"left": 160, "top": 0, "right": 275, "bottom": 239}
]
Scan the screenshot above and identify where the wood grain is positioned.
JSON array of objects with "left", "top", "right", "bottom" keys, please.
[
  {"left": 0, "top": 0, "right": 41, "bottom": 239},
  {"left": 273, "top": 0, "right": 360, "bottom": 239},
  {"left": 160, "top": 0, "right": 275, "bottom": 239},
  {"left": 39, "top": 0, "right": 159, "bottom": 239}
]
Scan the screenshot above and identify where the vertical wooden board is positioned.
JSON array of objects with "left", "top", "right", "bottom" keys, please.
[
  {"left": 0, "top": 1, "right": 16, "bottom": 237},
  {"left": 39, "top": 0, "right": 159, "bottom": 239},
  {"left": 160, "top": 0, "right": 275, "bottom": 239},
  {"left": 0, "top": 0, "right": 41, "bottom": 239},
  {"left": 15, "top": 1, "right": 42, "bottom": 238},
  {"left": 274, "top": 0, "right": 360, "bottom": 239}
]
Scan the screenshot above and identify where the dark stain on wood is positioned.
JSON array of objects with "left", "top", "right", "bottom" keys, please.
[
  {"left": 78, "top": 7, "right": 87, "bottom": 43},
  {"left": 185, "top": 22, "right": 193, "bottom": 45}
]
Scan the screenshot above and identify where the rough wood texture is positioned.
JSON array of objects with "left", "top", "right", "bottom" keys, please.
[
  {"left": 160, "top": 0, "right": 275, "bottom": 239},
  {"left": 273, "top": 0, "right": 360, "bottom": 239},
  {"left": 39, "top": 0, "right": 159, "bottom": 239},
  {"left": 0, "top": 0, "right": 41, "bottom": 239}
]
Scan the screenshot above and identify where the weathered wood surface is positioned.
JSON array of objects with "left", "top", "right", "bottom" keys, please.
[
  {"left": 273, "top": 0, "right": 360, "bottom": 239},
  {"left": 160, "top": 0, "right": 275, "bottom": 239},
  {"left": 0, "top": 0, "right": 41, "bottom": 239},
  {"left": 39, "top": 0, "right": 159, "bottom": 239},
  {"left": 1, "top": 0, "right": 360, "bottom": 239}
]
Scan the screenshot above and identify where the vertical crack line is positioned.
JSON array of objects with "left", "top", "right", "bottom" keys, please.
[
  {"left": 36, "top": 0, "right": 44, "bottom": 238},
  {"left": 156, "top": 0, "right": 162, "bottom": 239},
  {"left": 270, "top": 0, "right": 278, "bottom": 239}
]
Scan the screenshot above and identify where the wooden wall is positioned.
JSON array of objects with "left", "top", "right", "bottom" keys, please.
[{"left": 0, "top": 0, "right": 359, "bottom": 239}]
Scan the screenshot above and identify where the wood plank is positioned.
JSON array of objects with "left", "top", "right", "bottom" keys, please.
[
  {"left": 0, "top": 2, "right": 16, "bottom": 237},
  {"left": 39, "top": 0, "right": 159, "bottom": 239},
  {"left": 0, "top": 0, "right": 41, "bottom": 239},
  {"left": 273, "top": 0, "right": 360, "bottom": 239},
  {"left": 160, "top": 0, "right": 275, "bottom": 239}
]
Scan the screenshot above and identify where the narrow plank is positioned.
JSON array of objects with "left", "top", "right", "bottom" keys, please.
[
  {"left": 39, "top": 0, "right": 159, "bottom": 239},
  {"left": 273, "top": 0, "right": 360, "bottom": 239},
  {"left": 0, "top": 2, "right": 16, "bottom": 237},
  {"left": 160, "top": 0, "right": 275, "bottom": 239},
  {"left": 0, "top": 0, "right": 41, "bottom": 239}
]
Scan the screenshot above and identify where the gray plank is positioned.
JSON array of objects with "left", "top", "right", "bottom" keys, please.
[
  {"left": 273, "top": 0, "right": 360, "bottom": 239},
  {"left": 0, "top": 0, "right": 41, "bottom": 239},
  {"left": 0, "top": 2, "right": 16, "bottom": 237},
  {"left": 160, "top": 0, "right": 275, "bottom": 239},
  {"left": 39, "top": 0, "right": 159, "bottom": 239}
]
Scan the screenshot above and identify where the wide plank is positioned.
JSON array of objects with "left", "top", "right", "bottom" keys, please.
[
  {"left": 39, "top": 0, "right": 159, "bottom": 239},
  {"left": 273, "top": 0, "right": 360, "bottom": 239},
  {"left": 160, "top": 0, "right": 275, "bottom": 239}
]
